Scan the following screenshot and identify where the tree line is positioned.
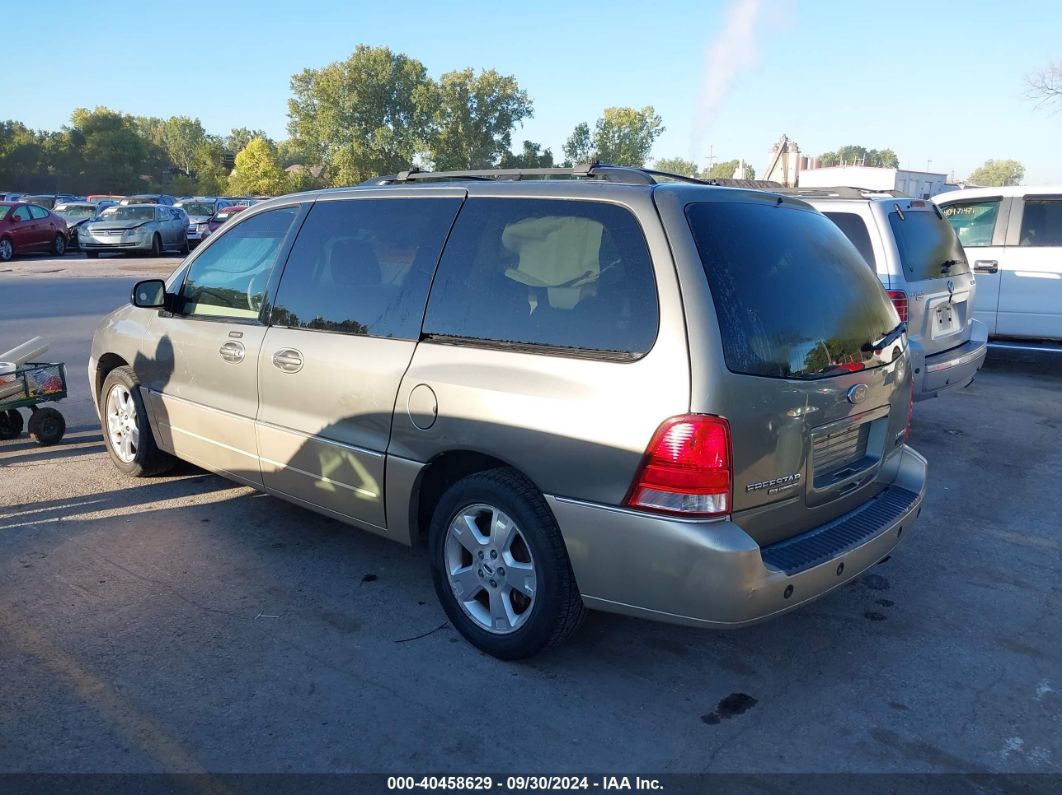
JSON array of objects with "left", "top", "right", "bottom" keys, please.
[{"left": 1, "top": 43, "right": 1044, "bottom": 195}]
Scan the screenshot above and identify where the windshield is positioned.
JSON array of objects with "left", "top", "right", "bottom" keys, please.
[
  {"left": 887, "top": 209, "right": 970, "bottom": 280},
  {"left": 100, "top": 206, "right": 155, "bottom": 222},
  {"left": 24, "top": 196, "right": 55, "bottom": 209},
  {"left": 55, "top": 205, "right": 96, "bottom": 220},
  {"left": 179, "top": 202, "right": 215, "bottom": 216},
  {"left": 686, "top": 200, "right": 900, "bottom": 380},
  {"left": 123, "top": 196, "right": 157, "bottom": 205}
]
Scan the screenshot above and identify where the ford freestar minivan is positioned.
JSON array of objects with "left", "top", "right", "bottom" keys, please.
[{"left": 89, "top": 165, "right": 927, "bottom": 659}]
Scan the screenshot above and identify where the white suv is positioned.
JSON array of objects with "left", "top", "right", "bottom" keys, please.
[
  {"left": 934, "top": 186, "right": 1062, "bottom": 344},
  {"left": 787, "top": 188, "right": 988, "bottom": 400}
]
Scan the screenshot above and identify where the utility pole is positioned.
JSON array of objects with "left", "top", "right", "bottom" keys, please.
[{"left": 705, "top": 145, "right": 715, "bottom": 177}]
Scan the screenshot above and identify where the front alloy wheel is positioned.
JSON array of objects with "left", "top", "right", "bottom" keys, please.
[
  {"left": 444, "top": 504, "right": 537, "bottom": 634},
  {"left": 106, "top": 383, "right": 139, "bottom": 463}
]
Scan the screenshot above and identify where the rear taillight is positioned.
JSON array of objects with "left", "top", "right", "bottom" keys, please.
[
  {"left": 887, "top": 290, "right": 908, "bottom": 323},
  {"left": 625, "top": 415, "right": 732, "bottom": 517}
]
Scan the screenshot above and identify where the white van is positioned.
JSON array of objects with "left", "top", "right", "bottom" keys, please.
[{"left": 935, "top": 187, "right": 1062, "bottom": 343}]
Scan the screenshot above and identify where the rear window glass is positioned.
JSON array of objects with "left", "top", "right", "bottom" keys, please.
[
  {"left": 686, "top": 201, "right": 900, "bottom": 380},
  {"left": 823, "top": 212, "right": 876, "bottom": 269},
  {"left": 423, "top": 198, "right": 658, "bottom": 357},
  {"left": 940, "top": 199, "right": 999, "bottom": 247},
  {"left": 887, "top": 209, "right": 970, "bottom": 280},
  {"left": 1018, "top": 199, "right": 1062, "bottom": 247}
]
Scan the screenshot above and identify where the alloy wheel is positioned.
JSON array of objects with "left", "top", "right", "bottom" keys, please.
[{"left": 106, "top": 384, "right": 139, "bottom": 463}]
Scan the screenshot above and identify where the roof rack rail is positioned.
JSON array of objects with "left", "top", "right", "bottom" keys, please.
[
  {"left": 775, "top": 186, "right": 910, "bottom": 199},
  {"left": 360, "top": 163, "right": 712, "bottom": 187}
]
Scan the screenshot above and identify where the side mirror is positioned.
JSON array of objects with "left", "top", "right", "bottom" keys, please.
[{"left": 132, "top": 279, "right": 166, "bottom": 309}]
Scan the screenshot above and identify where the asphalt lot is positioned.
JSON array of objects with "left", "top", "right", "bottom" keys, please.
[{"left": 1, "top": 257, "right": 1060, "bottom": 776}]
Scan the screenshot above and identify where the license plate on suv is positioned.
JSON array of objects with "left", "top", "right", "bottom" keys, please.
[{"left": 933, "top": 303, "right": 959, "bottom": 337}]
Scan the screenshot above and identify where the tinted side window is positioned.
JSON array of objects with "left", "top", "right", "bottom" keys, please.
[
  {"left": 824, "top": 212, "right": 876, "bottom": 269},
  {"left": 29, "top": 205, "right": 49, "bottom": 220},
  {"left": 180, "top": 207, "right": 298, "bottom": 320},
  {"left": 1018, "top": 199, "right": 1062, "bottom": 247},
  {"left": 271, "top": 198, "right": 462, "bottom": 339},
  {"left": 424, "top": 199, "right": 659, "bottom": 356},
  {"left": 940, "top": 199, "right": 1000, "bottom": 247},
  {"left": 12, "top": 206, "right": 31, "bottom": 221}
]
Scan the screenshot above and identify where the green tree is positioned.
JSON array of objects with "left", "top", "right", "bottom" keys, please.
[
  {"left": 226, "top": 127, "right": 270, "bottom": 156},
  {"left": 652, "top": 157, "right": 700, "bottom": 177},
  {"left": 499, "top": 140, "right": 554, "bottom": 169},
  {"left": 591, "top": 106, "right": 664, "bottom": 166},
  {"left": 192, "top": 138, "right": 229, "bottom": 195},
  {"left": 968, "top": 159, "right": 1025, "bottom": 187},
  {"left": 69, "top": 107, "right": 157, "bottom": 193},
  {"left": 708, "top": 159, "right": 740, "bottom": 180},
  {"left": 562, "top": 122, "right": 593, "bottom": 165},
  {"left": 162, "top": 116, "right": 208, "bottom": 177},
  {"left": 0, "top": 121, "right": 50, "bottom": 191},
  {"left": 820, "top": 145, "right": 899, "bottom": 169},
  {"left": 428, "top": 68, "right": 533, "bottom": 170},
  {"left": 287, "top": 45, "right": 435, "bottom": 185},
  {"left": 227, "top": 137, "right": 288, "bottom": 195}
]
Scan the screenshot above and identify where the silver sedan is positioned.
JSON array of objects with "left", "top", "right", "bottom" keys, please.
[{"left": 78, "top": 204, "right": 190, "bottom": 258}]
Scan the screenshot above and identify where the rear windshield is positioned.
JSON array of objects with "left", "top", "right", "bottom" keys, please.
[
  {"left": 887, "top": 209, "right": 970, "bottom": 280},
  {"left": 686, "top": 201, "right": 900, "bottom": 380}
]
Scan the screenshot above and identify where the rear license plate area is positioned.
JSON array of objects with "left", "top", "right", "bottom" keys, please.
[{"left": 933, "top": 302, "right": 960, "bottom": 338}]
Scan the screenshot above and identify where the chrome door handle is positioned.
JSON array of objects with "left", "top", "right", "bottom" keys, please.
[
  {"left": 974, "top": 260, "right": 999, "bottom": 274},
  {"left": 272, "top": 348, "right": 303, "bottom": 373},
  {"left": 219, "top": 341, "right": 245, "bottom": 363}
]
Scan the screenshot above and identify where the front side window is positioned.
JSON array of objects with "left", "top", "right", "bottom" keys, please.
[
  {"left": 180, "top": 206, "right": 298, "bottom": 319},
  {"left": 940, "top": 198, "right": 1000, "bottom": 247},
  {"left": 423, "top": 198, "right": 659, "bottom": 357},
  {"left": 12, "top": 206, "right": 30, "bottom": 221},
  {"left": 1018, "top": 199, "right": 1062, "bottom": 247},
  {"left": 271, "top": 198, "right": 462, "bottom": 339}
]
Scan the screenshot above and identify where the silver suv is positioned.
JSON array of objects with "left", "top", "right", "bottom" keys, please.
[
  {"left": 789, "top": 187, "right": 988, "bottom": 400},
  {"left": 89, "top": 166, "right": 927, "bottom": 659}
]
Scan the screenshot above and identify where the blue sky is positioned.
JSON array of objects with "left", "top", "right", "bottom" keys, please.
[{"left": 6, "top": 0, "right": 1062, "bottom": 181}]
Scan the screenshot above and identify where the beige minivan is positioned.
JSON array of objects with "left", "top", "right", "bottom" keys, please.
[{"left": 90, "top": 165, "right": 927, "bottom": 659}]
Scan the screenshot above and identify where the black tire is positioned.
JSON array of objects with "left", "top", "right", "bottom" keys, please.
[
  {"left": 27, "top": 407, "right": 65, "bottom": 446},
  {"left": 52, "top": 233, "right": 66, "bottom": 256},
  {"left": 0, "top": 236, "right": 14, "bottom": 262},
  {"left": 150, "top": 234, "right": 161, "bottom": 257},
  {"left": 86, "top": 251, "right": 99, "bottom": 259},
  {"left": 428, "top": 468, "right": 586, "bottom": 660},
  {"left": 180, "top": 237, "right": 190, "bottom": 256},
  {"left": 99, "top": 366, "right": 174, "bottom": 476},
  {"left": 0, "top": 409, "right": 23, "bottom": 440}
]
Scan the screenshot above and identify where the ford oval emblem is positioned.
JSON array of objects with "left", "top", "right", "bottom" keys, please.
[{"left": 847, "top": 384, "right": 869, "bottom": 404}]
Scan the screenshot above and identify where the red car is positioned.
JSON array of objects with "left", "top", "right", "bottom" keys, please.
[
  {"left": 201, "top": 204, "right": 248, "bottom": 241},
  {"left": 0, "top": 202, "right": 69, "bottom": 261}
]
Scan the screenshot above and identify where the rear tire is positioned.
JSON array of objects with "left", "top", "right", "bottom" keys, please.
[
  {"left": 0, "top": 409, "right": 23, "bottom": 439},
  {"left": 428, "top": 468, "right": 586, "bottom": 659},
  {"left": 52, "top": 234, "right": 66, "bottom": 256},
  {"left": 28, "top": 407, "right": 65, "bottom": 446},
  {"left": 100, "top": 366, "right": 174, "bottom": 476}
]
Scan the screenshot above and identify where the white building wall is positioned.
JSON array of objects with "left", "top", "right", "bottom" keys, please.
[{"left": 798, "top": 165, "right": 949, "bottom": 197}]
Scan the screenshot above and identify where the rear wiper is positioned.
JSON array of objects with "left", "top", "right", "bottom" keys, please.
[
  {"left": 863, "top": 321, "right": 907, "bottom": 353},
  {"left": 939, "top": 259, "right": 962, "bottom": 272}
]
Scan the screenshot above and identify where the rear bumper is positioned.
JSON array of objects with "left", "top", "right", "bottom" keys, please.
[
  {"left": 912, "top": 320, "right": 988, "bottom": 400},
  {"left": 548, "top": 445, "right": 927, "bottom": 628}
]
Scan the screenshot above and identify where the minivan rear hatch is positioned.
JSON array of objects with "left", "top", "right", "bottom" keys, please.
[
  {"left": 679, "top": 193, "right": 912, "bottom": 546},
  {"left": 883, "top": 201, "right": 975, "bottom": 357}
]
